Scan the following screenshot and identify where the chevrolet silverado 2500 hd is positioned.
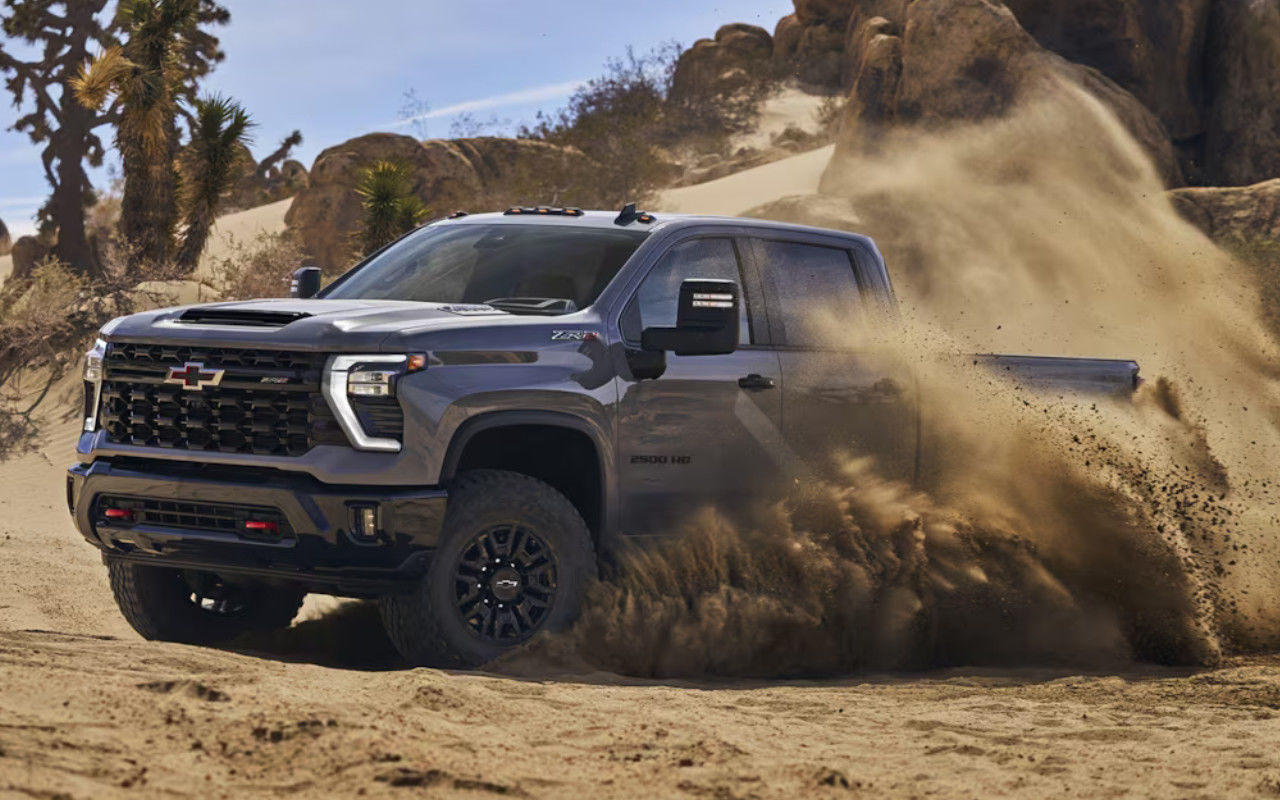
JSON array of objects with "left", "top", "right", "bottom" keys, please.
[{"left": 67, "top": 206, "right": 1140, "bottom": 667}]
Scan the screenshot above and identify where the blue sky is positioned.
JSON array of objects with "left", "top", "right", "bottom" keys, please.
[{"left": 0, "top": 1, "right": 793, "bottom": 239}]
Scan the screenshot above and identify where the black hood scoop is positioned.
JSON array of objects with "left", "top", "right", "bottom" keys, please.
[{"left": 178, "top": 307, "right": 313, "bottom": 327}]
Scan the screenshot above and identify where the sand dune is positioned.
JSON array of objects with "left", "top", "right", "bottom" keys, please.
[
  {"left": 0, "top": 198, "right": 292, "bottom": 288},
  {"left": 195, "top": 197, "right": 292, "bottom": 278},
  {"left": 656, "top": 145, "right": 833, "bottom": 216}
]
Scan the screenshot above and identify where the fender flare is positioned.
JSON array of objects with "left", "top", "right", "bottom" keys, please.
[{"left": 439, "top": 410, "right": 616, "bottom": 543}]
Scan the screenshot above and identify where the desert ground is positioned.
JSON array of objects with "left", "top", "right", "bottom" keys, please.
[{"left": 6, "top": 420, "right": 1280, "bottom": 799}]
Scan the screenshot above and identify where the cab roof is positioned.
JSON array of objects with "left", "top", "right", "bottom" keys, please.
[{"left": 432, "top": 207, "right": 875, "bottom": 248}]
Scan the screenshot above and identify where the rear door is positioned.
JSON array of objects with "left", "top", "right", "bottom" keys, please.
[
  {"left": 614, "top": 234, "right": 783, "bottom": 536},
  {"left": 746, "top": 235, "right": 918, "bottom": 483}
]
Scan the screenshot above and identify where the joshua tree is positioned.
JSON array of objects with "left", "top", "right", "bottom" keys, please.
[
  {"left": 0, "top": 0, "right": 116, "bottom": 274},
  {"left": 354, "top": 161, "right": 427, "bottom": 257},
  {"left": 72, "top": 0, "right": 228, "bottom": 268},
  {"left": 173, "top": 94, "right": 252, "bottom": 270},
  {"left": 255, "top": 129, "right": 301, "bottom": 180}
]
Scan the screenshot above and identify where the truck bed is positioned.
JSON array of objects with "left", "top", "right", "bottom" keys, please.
[{"left": 974, "top": 354, "right": 1141, "bottom": 398}]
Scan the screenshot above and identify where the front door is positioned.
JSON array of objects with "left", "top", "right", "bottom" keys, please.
[{"left": 614, "top": 236, "right": 783, "bottom": 536}]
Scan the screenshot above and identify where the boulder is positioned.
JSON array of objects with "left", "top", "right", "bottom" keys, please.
[
  {"left": 1169, "top": 179, "right": 1280, "bottom": 246},
  {"left": 1170, "top": 178, "right": 1280, "bottom": 337},
  {"left": 773, "top": 13, "right": 803, "bottom": 61},
  {"left": 1203, "top": 0, "right": 1280, "bottom": 186},
  {"left": 1002, "top": 0, "right": 1212, "bottom": 144},
  {"left": 823, "top": 0, "right": 1182, "bottom": 191},
  {"left": 670, "top": 24, "right": 773, "bottom": 101},
  {"left": 792, "top": 22, "right": 848, "bottom": 88},
  {"left": 9, "top": 235, "right": 50, "bottom": 282},
  {"left": 0, "top": 217, "right": 9, "bottom": 257},
  {"left": 285, "top": 133, "right": 588, "bottom": 268},
  {"left": 794, "top": 0, "right": 856, "bottom": 25}
]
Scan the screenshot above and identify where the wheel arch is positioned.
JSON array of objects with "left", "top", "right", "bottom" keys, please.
[{"left": 440, "top": 410, "right": 616, "bottom": 550}]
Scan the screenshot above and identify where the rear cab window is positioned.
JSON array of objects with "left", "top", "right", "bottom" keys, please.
[{"left": 753, "top": 240, "right": 864, "bottom": 348}]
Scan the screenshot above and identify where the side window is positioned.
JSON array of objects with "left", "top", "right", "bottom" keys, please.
[
  {"left": 757, "top": 240, "right": 862, "bottom": 347},
  {"left": 622, "top": 238, "right": 752, "bottom": 345}
]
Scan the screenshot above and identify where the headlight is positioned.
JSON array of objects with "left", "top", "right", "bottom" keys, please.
[
  {"left": 323, "top": 354, "right": 425, "bottom": 452},
  {"left": 84, "top": 338, "right": 106, "bottom": 383},
  {"left": 347, "top": 368, "right": 400, "bottom": 397},
  {"left": 83, "top": 338, "right": 107, "bottom": 432}
]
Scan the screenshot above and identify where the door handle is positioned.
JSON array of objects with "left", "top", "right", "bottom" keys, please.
[{"left": 738, "top": 374, "right": 776, "bottom": 391}]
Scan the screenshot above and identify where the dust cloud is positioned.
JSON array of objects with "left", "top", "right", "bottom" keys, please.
[{"left": 504, "top": 85, "right": 1280, "bottom": 679}]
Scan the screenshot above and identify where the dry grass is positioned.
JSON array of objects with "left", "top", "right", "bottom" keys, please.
[{"left": 207, "top": 229, "right": 307, "bottom": 300}]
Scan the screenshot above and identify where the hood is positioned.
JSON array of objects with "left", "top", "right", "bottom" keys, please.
[{"left": 101, "top": 298, "right": 519, "bottom": 351}]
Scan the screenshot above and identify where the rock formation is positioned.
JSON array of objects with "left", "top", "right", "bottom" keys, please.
[
  {"left": 1170, "top": 179, "right": 1280, "bottom": 248},
  {"left": 676, "top": 0, "right": 1280, "bottom": 189},
  {"left": 824, "top": 0, "right": 1182, "bottom": 190},
  {"left": 285, "top": 134, "right": 590, "bottom": 268},
  {"left": 670, "top": 24, "right": 774, "bottom": 101},
  {"left": 9, "top": 235, "right": 51, "bottom": 282},
  {"left": 0, "top": 217, "right": 10, "bottom": 257},
  {"left": 1203, "top": 0, "right": 1280, "bottom": 186}
]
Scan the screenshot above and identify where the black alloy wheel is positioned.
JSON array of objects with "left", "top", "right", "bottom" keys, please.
[{"left": 453, "top": 524, "right": 558, "bottom": 642}]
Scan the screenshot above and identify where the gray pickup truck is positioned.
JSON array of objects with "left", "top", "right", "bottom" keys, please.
[{"left": 67, "top": 205, "right": 1140, "bottom": 667}]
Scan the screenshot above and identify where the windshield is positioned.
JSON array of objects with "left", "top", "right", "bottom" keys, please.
[{"left": 321, "top": 223, "right": 650, "bottom": 313}]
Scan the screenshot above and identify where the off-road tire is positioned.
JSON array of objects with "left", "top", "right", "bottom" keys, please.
[
  {"left": 379, "top": 470, "right": 596, "bottom": 668},
  {"left": 107, "top": 560, "right": 304, "bottom": 645}
]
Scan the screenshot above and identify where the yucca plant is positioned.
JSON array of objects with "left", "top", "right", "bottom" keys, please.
[
  {"left": 354, "top": 161, "right": 428, "bottom": 257},
  {"left": 173, "top": 94, "right": 253, "bottom": 270},
  {"left": 72, "top": 0, "right": 202, "bottom": 267}
]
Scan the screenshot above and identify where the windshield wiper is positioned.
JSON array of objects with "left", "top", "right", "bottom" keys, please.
[{"left": 482, "top": 297, "right": 579, "bottom": 315}]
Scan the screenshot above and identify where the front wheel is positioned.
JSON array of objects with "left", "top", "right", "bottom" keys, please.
[
  {"left": 107, "top": 560, "right": 304, "bottom": 645},
  {"left": 379, "top": 470, "right": 596, "bottom": 668}
]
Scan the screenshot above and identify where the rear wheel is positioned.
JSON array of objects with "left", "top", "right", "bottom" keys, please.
[
  {"left": 379, "top": 470, "right": 595, "bottom": 668},
  {"left": 107, "top": 560, "right": 304, "bottom": 645}
]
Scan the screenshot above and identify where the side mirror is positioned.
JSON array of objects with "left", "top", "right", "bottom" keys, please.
[
  {"left": 291, "top": 266, "right": 322, "bottom": 298},
  {"left": 641, "top": 278, "right": 739, "bottom": 356}
]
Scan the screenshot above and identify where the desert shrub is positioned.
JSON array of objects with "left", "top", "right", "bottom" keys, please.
[
  {"left": 520, "top": 44, "right": 775, "bottom": 207},
  {"left": 0, "top": 259, "right": 96, "bottom": 456},
  {"left": 209, "top": 230, "right": 308, "bottom": 300},
  {"left": 0, "top": 250, "right": 192, "bottom": 459}
]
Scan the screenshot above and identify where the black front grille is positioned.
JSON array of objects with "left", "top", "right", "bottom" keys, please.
[
  {"left": 99, "top": 343, "right": 347, "bottom": 456},
  {"left": 97, "top": 494, "right": 292, "bottom": 541}
]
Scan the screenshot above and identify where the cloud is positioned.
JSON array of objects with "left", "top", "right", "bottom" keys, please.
[{"left": 379, "top": 79, "right": 585, "bottom": 130}]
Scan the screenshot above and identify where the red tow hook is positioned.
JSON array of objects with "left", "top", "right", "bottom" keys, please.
[
  {"left": 103, "top": 507, "right": 135, "bottom": 522},
  {"left": 244, "top": 520, "right": 279, "bottom": 535}
]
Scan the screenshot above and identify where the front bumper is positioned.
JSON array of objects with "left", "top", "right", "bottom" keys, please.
[{"left": 68, "top": 458, "right": 448, "bottom": 596}]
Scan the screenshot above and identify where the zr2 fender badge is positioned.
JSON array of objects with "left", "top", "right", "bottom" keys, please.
[{"left": 551, "top": 330, "right": 597, "bottom": 341}]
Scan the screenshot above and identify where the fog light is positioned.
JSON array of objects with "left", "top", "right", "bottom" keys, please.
[{"left": 349, "top": 504, "right": 381, "bottom": 543}]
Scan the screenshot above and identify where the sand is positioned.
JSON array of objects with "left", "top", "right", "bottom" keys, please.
[
  {"left": 5, "top": 422, "right": 1280, "bottom": 798},
  {"left": 730, "top": 87, "right": 830, "bottom": 153},
  {"left": 656, "top": 145, "right": 834, "bottom": 217}
]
